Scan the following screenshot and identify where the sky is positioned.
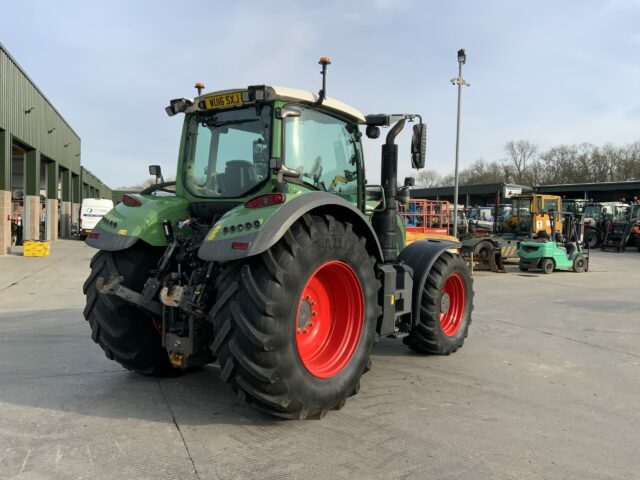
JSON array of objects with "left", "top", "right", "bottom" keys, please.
[{"left": 2, "top": 0, "right": 640, "bottom": 188}]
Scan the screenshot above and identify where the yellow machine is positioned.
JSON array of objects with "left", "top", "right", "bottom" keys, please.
[{"left": 502, "top": 194, "right": 563, "bottom": 237}]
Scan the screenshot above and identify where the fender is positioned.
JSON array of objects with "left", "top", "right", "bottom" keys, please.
[
  {"left": 86, "top": 195, "right": 190, "bottom": 251},
  {"left": 460, "top": 236, "right": 499, "bottom": 254},
  {"left": 198, "top": 191, "right": 384, "bottom": 262},
  {"left": 397, "top": 239, "right": 461, "bottom": 327}
]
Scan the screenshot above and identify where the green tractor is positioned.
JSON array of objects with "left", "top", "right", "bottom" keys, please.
[
  {"left": 83, "top": 59, "right": 474, "bottom": 419},
  {"left": 517, "top": 210, "right": 588, "bottom": 274}
]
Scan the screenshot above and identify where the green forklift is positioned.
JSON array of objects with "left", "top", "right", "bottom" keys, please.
[{"left": 518, "top": 210, "right": 588, "bottom": 274}]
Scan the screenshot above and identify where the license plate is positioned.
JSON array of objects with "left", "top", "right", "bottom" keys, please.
[{"left": 204, "top": 92, "right": 244, "bottom": 110}]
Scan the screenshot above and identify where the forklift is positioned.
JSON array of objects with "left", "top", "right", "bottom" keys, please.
[
  {"left": 517, "top": 210, "right": 589, "bottom": 274},
  {"left": 461, "top": 193, "right": 562, "bottom": 272}
]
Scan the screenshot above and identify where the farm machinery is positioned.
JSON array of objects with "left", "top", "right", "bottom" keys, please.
[
  {"left": 83, "top": 59, "right": 474, "bottom": 419},
  {"left": 461, "top": 193, "right": 563, "bottom": 272}
]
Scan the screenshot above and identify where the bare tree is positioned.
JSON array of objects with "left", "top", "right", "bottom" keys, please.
[
  {"left": 503, "top": 140, "right": 538, "bottom": 184},
  {"left": 459, "top": 158, "right": 505, "bottom": 185},
  {"left": 412, "top": 169, "right": 442, "bottom": 188}
]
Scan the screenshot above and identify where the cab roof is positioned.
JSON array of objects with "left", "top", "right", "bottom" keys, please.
[{"left": 192, "top": 85, "right": 366, "bottom": 124}]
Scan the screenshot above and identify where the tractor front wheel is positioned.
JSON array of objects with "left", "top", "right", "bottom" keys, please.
[
  {"left": 403, "top": 252, "right": 473, "bottom": 355},
  {"left": 211, "top": 214, "right": 379, "bottom": 419}
]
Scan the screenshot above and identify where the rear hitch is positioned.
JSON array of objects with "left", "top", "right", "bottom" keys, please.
[{"left": 96, "top": 276, "right": 163, "bottom": 316}]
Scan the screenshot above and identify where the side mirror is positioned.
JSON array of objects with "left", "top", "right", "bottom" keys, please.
[
  {"left": 411, "top": 123, "right": 427, "bottom": 169},
  {"left": 404, "top": 176, "right": 415, "bottom": 187},
  {"left": 366, "top": 125, "right": 380, "bottom": 139},
  {"left": 149, "top": 165, "right": 164, "bottom": 184}
]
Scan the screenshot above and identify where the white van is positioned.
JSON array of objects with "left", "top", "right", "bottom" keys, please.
[{"left": 80, "top": 198, "right": 114, "bottom": 238}]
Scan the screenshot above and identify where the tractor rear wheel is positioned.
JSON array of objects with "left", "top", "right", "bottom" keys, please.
[
  {"left": 83, "top": 245, "right": 179, "bottom": 376},
  {"left": 403, "top": 252, "right": 473, "bottom": 355},
  {"left": 211, "top": 214, "right": 379, "bottom": 419},
  {"left": 541, "top": 258, "right": 554, "bottom": 274}
]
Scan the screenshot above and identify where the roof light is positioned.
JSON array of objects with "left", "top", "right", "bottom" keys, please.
[
  {"left": 122, "top": 194, "right": 142, "bottom": 207},
  {"left": 244, "top": 193, "right": 285, "bottom": 209}
]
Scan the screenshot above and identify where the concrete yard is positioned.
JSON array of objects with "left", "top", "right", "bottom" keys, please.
[{"left": 0, "top": 240, "right": 638, "bottom": 480}]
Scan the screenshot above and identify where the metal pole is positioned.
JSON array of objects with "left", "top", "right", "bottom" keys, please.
[
  {"left": 451, "top": 49, "right": 469, "bottom": 238},
  {"left": 453, "top": 59, "right": 463, "bottom": 237}
]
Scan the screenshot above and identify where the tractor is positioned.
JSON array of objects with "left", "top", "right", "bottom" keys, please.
[{"left": 83, "top": 59, "right": 474, "bottom": 419}]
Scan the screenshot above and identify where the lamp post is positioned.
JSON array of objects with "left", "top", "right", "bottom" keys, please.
[{"left": 451, "top": 48, "right": 470, "bottom": 236}]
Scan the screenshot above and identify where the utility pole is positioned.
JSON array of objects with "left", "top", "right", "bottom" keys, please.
[{"left": 451, "top": 48, "right": 470, "bottom": 236}]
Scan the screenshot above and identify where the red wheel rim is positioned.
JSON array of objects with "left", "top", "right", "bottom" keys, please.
[
  {"left": 439, "top": 273, "right": 466, "bottom": 336},
  {"left": 295, "top": 261, "right": 364, "bottom": 378}
]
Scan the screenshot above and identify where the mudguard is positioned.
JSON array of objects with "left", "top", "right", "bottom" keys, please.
[
  {"left": 198, "top": 191, "right": 384, "bottom": 262},
  {"left": 397, "top": 239, "right": 462, "bottom": 328},
  {"left": 86, "top": 195, "right": 190, "bottom": 251}
]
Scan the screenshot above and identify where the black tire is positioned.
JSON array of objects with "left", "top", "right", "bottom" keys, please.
[
  {"left": 518, "top": 260, "right": 529, "bottom": 271},
  {"left": 83, "top": 244, "right": 178, "bottom": 376},
  {"left": 572, "top": 254, "right": 587, "bottom": 273},
  {"left": 474, "top": 241, "right": 492, "bottom": 259},
  {"left": 403, "top": 252, "right": 474, "bottom": 355},
  {"left": 541, "top": 258, "right": 554, "bottom": 274},
  {"left": 211, "top": 214, "right": 379, "bottom": 419},
  {"left": 585, "top": 228, "right": 599, "bottom": 248}
]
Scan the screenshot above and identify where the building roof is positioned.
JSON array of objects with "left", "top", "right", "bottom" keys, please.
[
  {"left": 534, "top": 180, "right": 640, "bottom": 193},
  {"left": 0, "top": 40, "right": 79, "bottom": 140},
  {"left": 412, "top": 182, "right": 532, "bottom": 197}
]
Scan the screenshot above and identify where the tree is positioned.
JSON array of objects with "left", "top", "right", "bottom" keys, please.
[
  {"left": 412, "top": 169, "right": 442, "bottom": 188},
  {"left": 459, "top": 158, "right": 505, "bottom": 185},
  {"left": 503, "top": 140, "right": 538, "bottom": 184}
]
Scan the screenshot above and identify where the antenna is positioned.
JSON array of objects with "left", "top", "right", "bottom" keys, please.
[{"left": 317, "top": 57, "right": 331, "bottom": 104}]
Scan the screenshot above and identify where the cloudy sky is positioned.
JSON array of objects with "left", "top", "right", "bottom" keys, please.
[{"left": 3, "top": 0, "right": 640, "bottom": 188}]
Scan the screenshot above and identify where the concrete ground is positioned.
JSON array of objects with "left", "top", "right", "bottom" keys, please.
[{"left": 0, "top": 240, "right": 638, "bottom": 480}]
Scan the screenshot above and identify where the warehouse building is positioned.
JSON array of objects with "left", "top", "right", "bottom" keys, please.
[
  {"left": 411, "top": 182, "right": 532, "bottom": 206},
  {"left": 534, "top": 180, "right": 640, "bottom": 202},
  {"left": 0, "top": 41, "right": 111, "bottom": 255}
]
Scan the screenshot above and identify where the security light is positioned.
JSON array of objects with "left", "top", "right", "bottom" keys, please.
[{"left": 457, "top": 49, "right": 466, "bottom": 65}]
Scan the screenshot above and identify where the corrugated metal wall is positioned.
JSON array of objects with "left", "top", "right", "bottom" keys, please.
[
  {"left": 81, "top": 167, "right": 112, "bottom": 200},
  {"left": 0, "top": 44, "right": 80, "bottom": 172}
]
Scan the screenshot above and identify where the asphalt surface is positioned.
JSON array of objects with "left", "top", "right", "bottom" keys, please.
[{"left": 0, "top": 240, "right": 638, "bottom": 479}]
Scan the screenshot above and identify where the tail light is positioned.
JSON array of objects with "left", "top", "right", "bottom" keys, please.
[
  {"left": 631, "top": 223, "right": 640, "bottom": 234},
  {"left": 245, "top": 193, "right": 285, "bottom": 209},
  {"left": 122, "top": 194, "right": 142, "bottom": 207}
]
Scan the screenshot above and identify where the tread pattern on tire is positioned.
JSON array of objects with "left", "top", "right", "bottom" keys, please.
[
  {"left": 211, "top": 214, "right": 380, "bottom": 419},
  {"left": 83, "top": 245, "right": 176, "bottom": 376},
  {"left": 403, "top": 252, "right": 474, "bottom": 355}
]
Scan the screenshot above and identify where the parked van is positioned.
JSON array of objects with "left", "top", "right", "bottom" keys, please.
[{"left": 80, "top": 198, "right": 114, "bottom": 238}]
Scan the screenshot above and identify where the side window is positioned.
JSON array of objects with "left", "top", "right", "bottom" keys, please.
[{"left": 284, "top": 106, "right": 358, "bottom": 202}]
